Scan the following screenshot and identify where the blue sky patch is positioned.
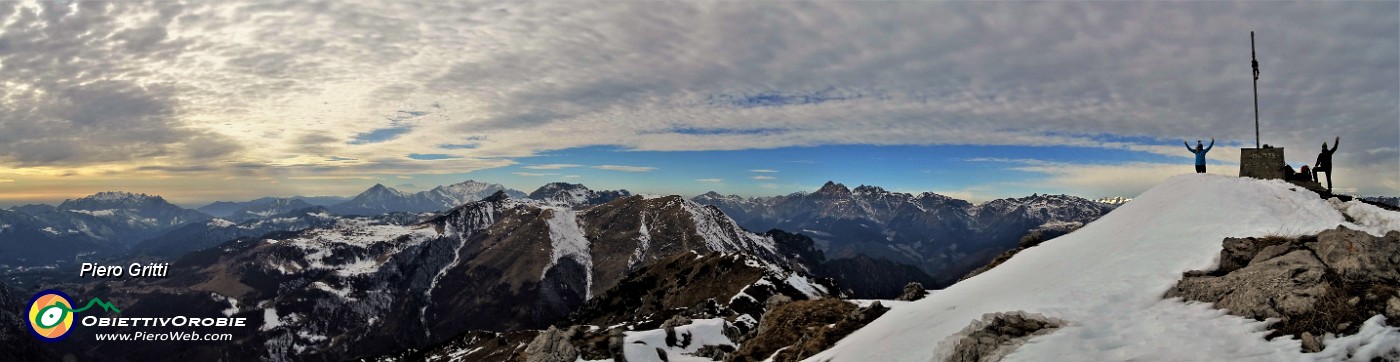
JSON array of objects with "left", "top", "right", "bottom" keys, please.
[
  {"left": 348, "top": 126, "right": 412, "bottom": 145},
  {"left": 408, "top": 153, "right": 458, "bottom": 160}
]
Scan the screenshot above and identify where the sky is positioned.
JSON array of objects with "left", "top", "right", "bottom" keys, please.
[{"left": 0, "top": 1, "right": 1396, "bottom": 207}]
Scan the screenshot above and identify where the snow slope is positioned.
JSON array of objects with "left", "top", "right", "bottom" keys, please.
[{"left": 808, "top": 174, "right": 1400, "bottom": 361}]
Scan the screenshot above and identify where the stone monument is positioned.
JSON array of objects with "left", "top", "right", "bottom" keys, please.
[{"left": 1239, "top": 147, "right": 1284, "bottom": 180}]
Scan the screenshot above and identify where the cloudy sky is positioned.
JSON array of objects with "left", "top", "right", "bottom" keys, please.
[{"left": 0, "top": 1, "right": 1396, "bottom": 207}]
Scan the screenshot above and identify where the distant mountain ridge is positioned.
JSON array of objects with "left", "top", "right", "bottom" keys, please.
[
  {"left": 692, "top": 181, "right": 1116, "bottom": 286},
  {"left": 131, "top": 205, "right": 348, "bottom": 259},
  {"left": 196, "top": 196, "right": 348, "bottom": 217},
  {"left": 331, "top": 180, "right": 526, "bottom": 215},
  {"left": 226, "top": 198, "right": 315, "bottom": 222},
  {"left": 56, "top": 191, "right": 211, "bottom": 234},
  {"left": 0, "top": 191, "right": 213, "bottom": 268},
  {"left": 1361, "top": 196, "right": 1399, "bottom": 208}
]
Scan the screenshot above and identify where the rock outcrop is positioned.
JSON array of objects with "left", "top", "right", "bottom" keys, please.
[
  {"left": 728, "top": 299, "right": 888, "bottom": 362},
  {"left": 938, "top": 311, "right": 1067, "bottom": 362},
  {"left": 897, "top": 282, "right": 927, "bottom": 301},
  {"left": 524, "top": 326, "right": 582, "bottom": 362},
  {"left": 1165, "top": 227, "right": 1400, "bottom": 352}
]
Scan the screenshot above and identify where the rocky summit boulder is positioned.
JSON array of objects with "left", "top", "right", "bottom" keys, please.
[
  {"left": 1170, "top": 248, "right": 1331, "bottom": 319},
  {"left": 1311, "top": 227, "right": 1400, "bottom": 283},
  {"left": 1165, "top": 226, "right": 1400, "bottom": 352}
]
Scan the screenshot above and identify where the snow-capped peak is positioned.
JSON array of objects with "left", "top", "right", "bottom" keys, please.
[{"left": 528, "top": 182, "right": 631, "bottom": 208}]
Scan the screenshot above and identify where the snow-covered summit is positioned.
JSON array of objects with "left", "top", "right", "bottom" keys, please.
[
  {"left": 527, "top": 182, "right": 632, "bottom": 208},
  {"left": 53, "top": 190, "right": 211, "bottom": 234},
  {"left": 808, "top": 174, "right": 1400, "bottom": 361},
  {"left": 425, "top": 180, "right": 524, "bottom": 206},
  {"left": 60, "top": 191, "right": 167, "bottom": 209},
  {"left": 330, "top": 180, "right": 525, "bottom": 215}
]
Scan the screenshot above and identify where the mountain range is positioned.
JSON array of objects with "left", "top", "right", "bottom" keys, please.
[
  {"left": 328, "top": 180, "right": 525, "bottom": 215},
  {"left": 0, "top": 192, "right": 212, "bottom": 269},
  {"left": 1, "top": 180, "right": 1119, "bottom": 298},
  {"left": 9, "top": 177, "right": 1396, "bottom": 361},
  {"left": 196, "top": 196, "right": 349, "bottom": 217},
  {"left": 691, "top": 181, "right": 1117, "bottom": 286},
  {"left": 55, "top": 191, "right": 832, "bottom": 361}
]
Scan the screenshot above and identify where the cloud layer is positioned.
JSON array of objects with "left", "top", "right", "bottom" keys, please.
[{"left": 0, "top": 1, "right": 1395, "bottom": 201}]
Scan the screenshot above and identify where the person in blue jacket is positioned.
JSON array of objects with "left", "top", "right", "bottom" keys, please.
[{"left": 1184, "top": 138, "right": 1214, "bottom": 173}]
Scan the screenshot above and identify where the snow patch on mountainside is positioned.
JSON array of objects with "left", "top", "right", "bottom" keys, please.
[
  {"left": 310, "top": 281, "right": 356, "bottom": 301},
  {"left": 67, "top": 209, "right": 117, "bottom": 217},
  {"left": 207, "top": 218, "right": 236, "bottom": 228},
  {"left": 784, "top": 272, "right": 825, "bottom": 299},
  {"left": 544, "top": 207, "right": 593, "bottom": 299},
  {"left": 628, "top": 214, "right": 653, "bottom": 269},
  {"left": 682, "top": 200, "right": 777, "bottom": 255},
  {"left": 809, "top": 174, "right": 1400, "bottom": 361},
  {"left": 619, "top": 318, "right": 738, "bottom": 362},
  {"left": 285, "top": 218, "right": 439, "bottom": 275},
  {"left": 261, "top": 308, "right": 282, "bottom": 331}
]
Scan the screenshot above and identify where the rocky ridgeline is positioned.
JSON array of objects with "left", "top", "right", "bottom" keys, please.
[
  {"left": 1166, "top": 226, "right": 1400, "bottom": 352},
  {"left": 371, "top": 251, "right": 841, "bottom": 362}
]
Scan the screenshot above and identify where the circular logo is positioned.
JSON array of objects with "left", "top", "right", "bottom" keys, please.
[{"left": 26, "top": 289, "right": 74, "bottom": 342}]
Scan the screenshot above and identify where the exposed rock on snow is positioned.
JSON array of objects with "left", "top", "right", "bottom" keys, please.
[
  {"left": 896, "top": 282, "right": 927, "bottom": 301},
  {"left": 939, "top": 311, "right": 1067, "bottom": 362},
  {"left": 1166, "top": 227, "right": 1400, "bottom": 353}
]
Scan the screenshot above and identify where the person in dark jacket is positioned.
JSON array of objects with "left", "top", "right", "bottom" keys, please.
[
  {"left": 1184, "top": 138, "right": 1214, "bottom": 173},
  {"left": 1313, "top": 136, "right": 1340, "bottom": 191}
]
